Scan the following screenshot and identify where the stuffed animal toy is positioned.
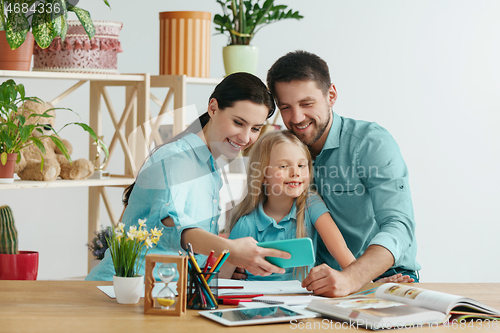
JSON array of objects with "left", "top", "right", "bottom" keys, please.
[{"left": 13, "top": 100, "right": 95, "bottom": 181}]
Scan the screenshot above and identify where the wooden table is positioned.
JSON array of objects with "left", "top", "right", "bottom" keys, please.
[{"left": 1, "top": 281, "right": 499, "bottom": 332}]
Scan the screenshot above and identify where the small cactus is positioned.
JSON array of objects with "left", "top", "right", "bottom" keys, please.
[{"left": 0, "top": 205, "right": 18, "bottom": 254}]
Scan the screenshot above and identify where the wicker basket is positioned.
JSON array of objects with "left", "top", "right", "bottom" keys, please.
[{"left": 32, "top": 21, "right": 123, "bottom": 74}]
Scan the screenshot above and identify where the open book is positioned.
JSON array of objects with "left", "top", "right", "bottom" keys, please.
[{"left": 307, "top": 283, "right": 500, "bottom": 330}]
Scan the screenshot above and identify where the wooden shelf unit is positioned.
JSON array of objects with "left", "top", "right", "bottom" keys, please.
[
  {"left": 0, "top": 70, "right": 150, "bottom": 272},
  {"left": 0, "top": 71, "right": 226, "bottom": 274}
]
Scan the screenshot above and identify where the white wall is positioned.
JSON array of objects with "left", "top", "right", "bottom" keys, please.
[{"left": 1, "top": 0, "right": 499, "bottom": 282}]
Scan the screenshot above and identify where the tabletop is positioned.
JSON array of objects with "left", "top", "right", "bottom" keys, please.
[{"left": 1, "top": 281, "right": 499, "bottom": 332}]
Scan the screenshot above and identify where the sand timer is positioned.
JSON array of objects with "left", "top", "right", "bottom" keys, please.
[{"left": 156, "top": 263, "right": 177, "bottom": 309}]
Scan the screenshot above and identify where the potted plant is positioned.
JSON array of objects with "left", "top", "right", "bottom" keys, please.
[
  {"left": 0, "top": 79, "right": 100, "bottom": 183},
  {"left": 0, "top": 0, "right": 110, "bottom": 70},
  {"left": 214, "top": 0, "right": 303, "bottom": 75},
  {"left": 87, "top": 226, "right": 112, "bottom": 269},
  {"left": 0, "top": 205, "right": 38, "bottom": 280},
  {"left": 106, "top": 220, "right": 162, "bottom": 304}
]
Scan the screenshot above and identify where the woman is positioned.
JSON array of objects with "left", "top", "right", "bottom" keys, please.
[{"left": 86, "top": 73, "right": 289, "bottom": 281}]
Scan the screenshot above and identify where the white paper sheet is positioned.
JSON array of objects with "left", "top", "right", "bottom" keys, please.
[{"left": 98, "top": 279, "right": 311, "bottom": 299}]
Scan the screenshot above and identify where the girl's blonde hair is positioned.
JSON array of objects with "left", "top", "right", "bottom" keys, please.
[{"left": 228, "top": 130, "right": 314, "bottom": 278}]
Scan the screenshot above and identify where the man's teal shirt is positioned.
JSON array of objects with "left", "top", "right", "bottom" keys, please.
[{"left": 314, "top": 112, "right": 421, "bottom": 273}]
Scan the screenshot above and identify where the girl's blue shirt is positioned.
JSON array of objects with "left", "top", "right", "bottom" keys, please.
[
  {"left": 86, "top": 133, "right": 222, "bottom": 281},
  {"left": 228, "top": 193, "right": 329, "bottom": 281}
]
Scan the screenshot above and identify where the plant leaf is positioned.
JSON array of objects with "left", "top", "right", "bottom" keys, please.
[
  {"left": 5, "top": 11, "right": 29, "bottom": 50},
  {"left": 60, "top": 15, "right": 68, "bottom": 41},
  {"left": 51, "top": 0, "right": 66, "bottom": 38},
  {"left": 60, "top": 122, "right": 99, "bottom": 142},
  {"left": 50, "top": 135, "right": 72, "bottom": 163},
  {"left": 68, "top": 7, "right": 95, "bottom": 40},
  {"left": 31, "top": 137, "right": 46, "bottom": 155},
  {"left": 0, "top": 152, "right": 7, "bottom": 166},
  {"left": 32, "top": 9, "right": 55, "bottom": 49}
]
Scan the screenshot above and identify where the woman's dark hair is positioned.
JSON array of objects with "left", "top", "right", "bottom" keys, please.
[
  {"left": 123, "top": 72, "right": 275, "bottom": 205},
  {"left": 267, "top": 50, "right": 332, "bottom": 98}
]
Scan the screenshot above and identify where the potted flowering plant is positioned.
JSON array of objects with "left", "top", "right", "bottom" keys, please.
[
  {"left": 214, "top": 0, "right": 303, "bottom": 74},
  {"left": 87, "top": 226, "right": 111, "bottom": 269},
  {"left": 106, "top": 219, "right": 162, "bottom": 304}
]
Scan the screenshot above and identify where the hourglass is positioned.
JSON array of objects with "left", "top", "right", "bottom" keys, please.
[
  {"left": 144, "top": 254, "right": 188, "bottom": 316},
  {"left": 156, "top": 264, "right": 176, "bottom": 309}
]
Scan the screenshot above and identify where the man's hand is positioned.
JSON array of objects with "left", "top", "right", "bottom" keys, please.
[
  {"left": 301, "top": 264, "right": 354, "bottom": 297},
  {"left": 375, "top": 273, "right": 414, "bottom": 283},
  {"left": 302, "top": 245, "right": 395, "bottom": 297}
]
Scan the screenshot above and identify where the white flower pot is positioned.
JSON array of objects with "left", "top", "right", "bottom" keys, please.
[
  {"left": 113, "top": 275, "right": 144, "bottom": 304},
  {"left": 223, "top": 45, "right": 259, "bottom": 75}
]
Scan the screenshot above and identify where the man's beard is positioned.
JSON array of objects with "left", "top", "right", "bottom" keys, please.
[{"left": 293, "top": 109, "right": 331, "bottom": 147}]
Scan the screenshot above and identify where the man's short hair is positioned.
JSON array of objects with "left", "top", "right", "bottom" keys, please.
[{"left": 267, "top": 50, "right": 332, "bottom": 98}]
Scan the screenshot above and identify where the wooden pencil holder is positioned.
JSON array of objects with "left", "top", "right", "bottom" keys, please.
[{"left": 144, "top": 254, "right": 188, "bottom": 316}]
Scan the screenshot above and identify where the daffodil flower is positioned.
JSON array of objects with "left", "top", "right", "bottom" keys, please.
[
  {"left": 108, "top": 218, "right": 163, "bottom": 278},
  {"left": 151, "top": 227, "right": 163, "bottom": 237}
]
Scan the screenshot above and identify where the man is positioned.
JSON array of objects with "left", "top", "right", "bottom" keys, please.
[{"left": 266, "top": 50, "right": 420, "bottom": 297}]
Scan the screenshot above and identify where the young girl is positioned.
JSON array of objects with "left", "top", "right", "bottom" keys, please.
[{"left": 228, "top": 130, "right": 356, "bottom": 281}]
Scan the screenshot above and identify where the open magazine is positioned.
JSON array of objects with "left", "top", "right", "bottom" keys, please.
[{"left": 307, "top": 283, "right": 500, "bottom": 330}]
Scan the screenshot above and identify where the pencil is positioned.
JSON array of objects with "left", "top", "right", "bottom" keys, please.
[
  {"left": 207, "top": 252, "right": 230, "bottom": 284},
  {"left": 208, "top": 250, "right": 226, "bottom": 274},
  {"left": 203, "top": 250, "right": 214, "bottom": 274}
]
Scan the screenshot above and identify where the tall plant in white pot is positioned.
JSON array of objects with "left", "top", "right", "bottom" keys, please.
[{"left": 214, "top": 0, "right": 303, "bottom": 75}]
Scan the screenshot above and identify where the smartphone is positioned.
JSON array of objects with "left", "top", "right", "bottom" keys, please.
[{"left": 257, "top": 238, "right": 315, "bottom": 268}]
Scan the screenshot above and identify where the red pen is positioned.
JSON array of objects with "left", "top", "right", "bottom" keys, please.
[{"left": 220, "top": 299, "right": 253, "bottom": 305}]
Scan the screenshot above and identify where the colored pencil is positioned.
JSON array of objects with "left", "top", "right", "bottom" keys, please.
[{"left": 203, "top": 250, "right": 214, "bottom": 274}]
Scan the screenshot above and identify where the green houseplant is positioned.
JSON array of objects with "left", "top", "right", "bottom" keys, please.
[
  {"left": 0, "top": 0, "right": 110, "bottom": 71},
  {"left": 0, "top": 79, "right": 99, "bottom": 182},
  {"left": 214, "top": 0, "right": 303, "bottom": 74},
  {"left": 0, "top": 0, "right": 110, "bottom": 50}
]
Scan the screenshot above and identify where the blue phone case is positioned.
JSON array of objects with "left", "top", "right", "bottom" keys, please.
[{"left": 257, "top": 238, "right": 315, "bottom": 268}]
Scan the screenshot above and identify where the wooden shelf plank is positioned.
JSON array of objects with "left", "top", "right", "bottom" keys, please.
[
  {"left": 150, "top": 75, "right": 221, "bottom": 87},
  {"left": 0, "top": 177, "right": 135, "bottom": 190},
  {"left": 0, "top": 70, "right": 145, "bottom": 82}
]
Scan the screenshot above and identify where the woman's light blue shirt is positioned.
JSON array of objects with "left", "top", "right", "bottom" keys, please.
[
  {"left": 228, "top": 193, "right": 329, "bottom": 281},
  {"left": 86, "top": 133, "right": 222, "bottom": 281}
]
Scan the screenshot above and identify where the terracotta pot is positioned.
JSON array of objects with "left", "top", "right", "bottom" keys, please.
[
  {"left": 0, "top": 31, "right": 34, "bottom": 71},
  {"left": 0, "top": 153, "right": 17, "bottom": 184},
  {"left": 113, "top": 274, "right": 144, "bottom": 304},
  {"left": 159, "top": 11, "right": 211, "bottom": 77},
  {"left": 0, "top": 251, "right": 39, "bottom": 280}
]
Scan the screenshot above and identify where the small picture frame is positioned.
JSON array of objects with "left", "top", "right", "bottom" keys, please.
[{"left": 144, "top": 254, "right": 188, "bottom": 316}]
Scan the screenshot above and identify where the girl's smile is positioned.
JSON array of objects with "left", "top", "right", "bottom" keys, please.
[{"left": 264, "top": 142, "right": 310, "bottom": 199}]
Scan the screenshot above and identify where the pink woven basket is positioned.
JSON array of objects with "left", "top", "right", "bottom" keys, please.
[{"left": 33, "top": 21, "right": 123, "bottom": 74}]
